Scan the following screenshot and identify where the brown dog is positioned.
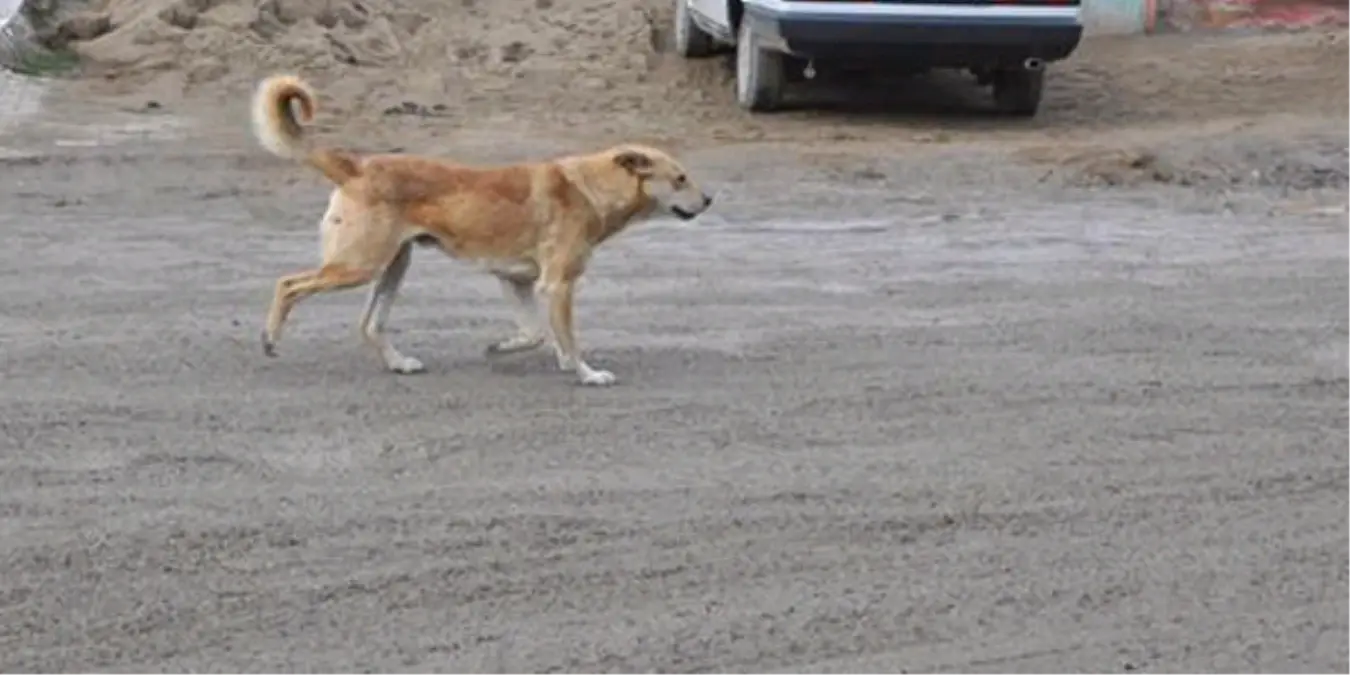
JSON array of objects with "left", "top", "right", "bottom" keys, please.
[{"left": 250, "top": 74, "right": 714, "bottom": 386}]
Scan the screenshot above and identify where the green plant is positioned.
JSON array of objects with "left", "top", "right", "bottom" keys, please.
[{"left": 6, "top": 44, "right": 79, "bottom": 76}]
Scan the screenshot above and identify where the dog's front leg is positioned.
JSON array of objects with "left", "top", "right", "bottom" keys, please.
[{"left": 541, "top": 278, "right": 615, "bottom": 386}]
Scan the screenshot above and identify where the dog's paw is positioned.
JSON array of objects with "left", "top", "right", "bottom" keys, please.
[
  {"left": 387, "top": 356, "right": 426, "bottom": 375},
  {"left": 579, "top": 369, "right": 617, "bottom": 387},
  {"left": 485, "top": 333, "right": 545, "bottom": 356},
  {"left": 261, "top": 331, "right": 277, "bottom": 358}
]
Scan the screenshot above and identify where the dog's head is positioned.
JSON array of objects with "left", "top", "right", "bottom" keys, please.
[{"left": 610, "top": 145, "right": 713, "bottom": 221}]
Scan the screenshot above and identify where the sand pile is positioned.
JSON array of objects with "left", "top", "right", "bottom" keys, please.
[{"left": 33, "top": 0, "right": 733, "bottom": 128}]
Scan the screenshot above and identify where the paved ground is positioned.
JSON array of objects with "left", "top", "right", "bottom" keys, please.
[{"left": 1, "top": 30, "right": 1348, "bottom": 673}]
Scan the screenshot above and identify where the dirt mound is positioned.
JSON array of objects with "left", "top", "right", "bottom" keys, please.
[
  {"left": 11, "top": 1, "right": 1347, "bottom": 151},
  {"left": 1016, "top": 131, "right": 1349, "bottom": 191},
  {"left": 1018, "top": 146, "right": 1186, "bottom": 187},
  {"left": 39, "top": 0, "right": 706, "bottom": 118}
]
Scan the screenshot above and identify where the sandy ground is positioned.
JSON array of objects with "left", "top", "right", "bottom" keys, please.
[{"left": 1, "top": 27, "right": 1348, "bottom": 673}]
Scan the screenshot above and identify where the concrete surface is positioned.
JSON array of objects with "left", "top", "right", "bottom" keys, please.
[
  {"left": 1083, "top": 0, "right": 1153, "bottom": 35},
  {"left": 0, "top": 30, "right": 1347, "bottom": 674}
]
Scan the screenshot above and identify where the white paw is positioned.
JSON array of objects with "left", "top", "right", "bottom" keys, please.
[
  {"left": 579, "top": 369, "right": 617, "bottom": 387},
  {"left": 388, "top": 356, "right": 426, "bottom": 374}
]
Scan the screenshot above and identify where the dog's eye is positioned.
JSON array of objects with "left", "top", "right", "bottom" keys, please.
[{"left": 675, "top": 174, "right": 687, "bottom": 186}]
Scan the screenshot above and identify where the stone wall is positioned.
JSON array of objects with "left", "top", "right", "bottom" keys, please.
[
  {"left": 1159, "top": 0, "right": 1347, "bottom": 30},
  {"left": 0, "top": 0, "right": 98, "bottom": 74}
]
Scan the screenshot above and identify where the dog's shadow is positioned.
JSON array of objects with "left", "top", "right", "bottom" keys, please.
[
  {"left": 482, "top": 350, "right": 562, "bottom": 378},
  {"left": 478, "top": 343, "right": 757, "bottom": 390}
]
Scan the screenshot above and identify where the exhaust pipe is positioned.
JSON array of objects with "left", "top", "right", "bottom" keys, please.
[{"left": 1023, "top": 57, "right": 1045, "bottom": 71}]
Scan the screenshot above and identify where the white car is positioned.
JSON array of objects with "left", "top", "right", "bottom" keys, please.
[{"left": 673, "top": 0, "right": 1084, "bottom": 116}]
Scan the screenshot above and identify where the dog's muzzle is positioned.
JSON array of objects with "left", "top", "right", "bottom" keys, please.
[{"left": 672, "top": 194, "right": 714, "bottom": 221}]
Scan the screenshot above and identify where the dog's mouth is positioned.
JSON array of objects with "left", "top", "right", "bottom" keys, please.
[{"left": 671, "top": 206, "right": 699, "bottom": 221}]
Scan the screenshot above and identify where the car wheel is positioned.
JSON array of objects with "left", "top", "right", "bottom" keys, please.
[
  {"left": 673, "top": 0, "right": 716, "bottom": 58},
  {"left": 734, "top": 20, "right": 784, "bottom": 112},
  {"left": 992, "top": 67, "right": 1045, "bottom": 117}
]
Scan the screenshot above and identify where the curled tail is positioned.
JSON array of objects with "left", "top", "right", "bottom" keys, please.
[{"left": 250, "top": 74, "right": 361, "bottom": 186}]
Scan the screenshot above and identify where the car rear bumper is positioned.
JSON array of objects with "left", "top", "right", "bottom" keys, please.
[{"left": 741, "top": 0, "right": 1083, "bottom": 66}]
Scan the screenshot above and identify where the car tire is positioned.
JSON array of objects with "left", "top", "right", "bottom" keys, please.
[
  {"left": 673, "top": 0, "right": 715, "bottom": 58},
  {"left": 992, "top": 67, "right": 1045, "bottom": 117},
  {"left": 734, "top": 20, "right": 784, "bottom": 112}
]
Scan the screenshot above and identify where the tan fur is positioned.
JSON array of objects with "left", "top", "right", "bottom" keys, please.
[{"left": 250, "top": 74, "right": 714, "bottom": 385}]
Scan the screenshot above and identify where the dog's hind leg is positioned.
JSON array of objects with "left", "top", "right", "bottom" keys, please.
[
  {"left": 358, "top": 242, "right": 425, "bottom": 374},
  {"left": 485, "top": 275, "right": 546, "bottom": 356},
  {"left": 262, "top": 264, "right": 381, "bottom": 358},
  {"left": 263, "top": 198, "right": 406, "bottom": 360}
]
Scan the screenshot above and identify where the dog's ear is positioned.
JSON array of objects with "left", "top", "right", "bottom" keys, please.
[{"left": 614, "top": 150, "right": 654, "bottom": 175}]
